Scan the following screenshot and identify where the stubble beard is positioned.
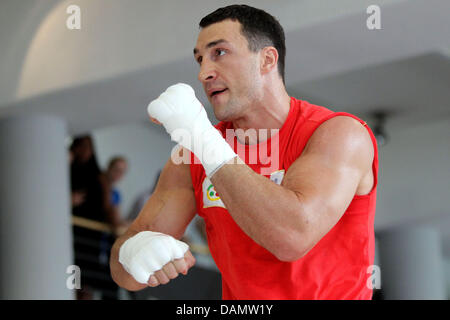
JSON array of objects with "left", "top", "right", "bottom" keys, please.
[
  {"left": 213, "top": 86, "right": 257, "bottom": 123},
  {"left": 212, "top": 94, "right": 239, "bottom": 122}
]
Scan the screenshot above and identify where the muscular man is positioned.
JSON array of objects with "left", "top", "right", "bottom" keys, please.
[{"left": 110, "top": 5, "right": 378, "bottom": 299}]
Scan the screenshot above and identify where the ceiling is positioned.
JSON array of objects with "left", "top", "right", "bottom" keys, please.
[{"left": 292, "top": 53, "right": 450, "bottom": 128}]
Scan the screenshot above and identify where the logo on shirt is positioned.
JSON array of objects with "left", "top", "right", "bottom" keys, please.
[
  {"left": 206, "top": 184, "right": 220, "bottom": 201},
  {"left": 202, "top": 177, "right": 226, "bottom": 209},
  {"left": 202, "top": 169, "right": 285, "bottom": 209}
]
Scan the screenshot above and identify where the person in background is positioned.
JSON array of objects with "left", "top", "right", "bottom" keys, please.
[
  {"left": 70, "top": 138, "right": 128, "bottom": 299},
  {"left": 69, "top": 147, "right": 85, "bottom": 208},
  {"left": 99, "top": 156, "right": 129, "bottom": 234},
  {"left": 70, "top": 136, "right": 104, "bottom": 222},
  {"left": 70, "top": 135, "right": 107, "bottom": 299},
  {"left": 95, "top": 156, "right": 129, "bottom": 300}
]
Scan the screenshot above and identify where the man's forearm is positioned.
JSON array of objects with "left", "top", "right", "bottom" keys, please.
[{"left": 210, "top": 158, "right": 306, "bottom": 261}]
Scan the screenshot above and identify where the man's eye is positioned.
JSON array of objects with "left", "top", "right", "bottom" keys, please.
[
  {"left": 215, "top": 49, "right": 226, "bottom": 56},
  {"left": 197, "top": 57, "right": 202, "bottom": 64}
]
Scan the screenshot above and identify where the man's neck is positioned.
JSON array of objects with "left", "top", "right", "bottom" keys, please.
[{"left": 231, "top": 88, "right": 291, "bottom": 145}]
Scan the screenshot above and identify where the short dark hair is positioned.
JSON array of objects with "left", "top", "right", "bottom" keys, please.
[{"left": 199, "top": 5, "right": 286, "bottom": 84}]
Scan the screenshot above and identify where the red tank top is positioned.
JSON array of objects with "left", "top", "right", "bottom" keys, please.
[{"left": 189, "top": 97, "right": 378, "bottom": 299}]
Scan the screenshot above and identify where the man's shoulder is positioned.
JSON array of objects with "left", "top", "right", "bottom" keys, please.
[
  {"left": 314, "top": 116, "right": 371, "bottom": 140},
  {"left": 291, "top": 97, "right": 335, "bottom": 123},
  {"left": 285, "top": 98, "right": 374, "bottom": 159},
  {"left": 291, "top": 97, "right": 368, "bottom": 134}
]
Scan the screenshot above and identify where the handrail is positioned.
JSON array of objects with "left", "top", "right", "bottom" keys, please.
[
  {"left": 71, "top": 215, "right": 210, "bottom": 255},
  {"left": 72, "top": 216, "right": 113, "bottom": 233}
]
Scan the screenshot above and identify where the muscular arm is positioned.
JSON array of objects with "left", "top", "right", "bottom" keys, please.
[
  {"left": 210, "top": 116, "right": 374, "bottom": 261},
  {"left": 110, "top": 152, "right": 197, "bottom": 291}
]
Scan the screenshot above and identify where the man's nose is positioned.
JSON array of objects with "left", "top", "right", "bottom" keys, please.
[{"left": 198, "top": 60, "right": 217, "bottom": 83}]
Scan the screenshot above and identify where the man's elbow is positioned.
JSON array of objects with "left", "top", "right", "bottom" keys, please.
[
  {"left": 273, "top": 247, "right": 307, "bottom": 262},
  {"left": 271, "top": 235, "right": 310, "bottom": 262}
]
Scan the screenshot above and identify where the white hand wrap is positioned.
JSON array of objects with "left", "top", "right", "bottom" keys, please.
[
  {"left": 118, "top": 231, "right": 189, "bottom": 284},
  {"left": 147, "top": 83, "right": 237, "bottom": 177}
]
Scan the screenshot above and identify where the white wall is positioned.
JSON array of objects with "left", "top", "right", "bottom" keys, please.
[
  {"left": 92, "top": 122, "right": 175, "bottom": 219},
  {"left": 375, "top": 117, "right": 450, "bottom": 232},
  {"left": 373, "top": 117, "right": 450, "bottom": 299}
]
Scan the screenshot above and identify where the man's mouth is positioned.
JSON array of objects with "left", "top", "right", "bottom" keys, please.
[{"left": 210, "top": 88, "right": 228, "bottom": 98}]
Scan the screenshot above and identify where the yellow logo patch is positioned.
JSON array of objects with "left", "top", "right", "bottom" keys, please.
[
  {"left": 202, "top": 177, "right": 226, "bottom": 209},
  {"left": 201, "top": 170, "right": 285, "bottom": 209}
]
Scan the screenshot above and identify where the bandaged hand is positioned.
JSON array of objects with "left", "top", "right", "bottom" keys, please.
[
  {"left": 147, "top": 83, "right": 237, "bottom": 177},
  {"left": 119, "top": 231, "right": 195, "bottom": 285}
]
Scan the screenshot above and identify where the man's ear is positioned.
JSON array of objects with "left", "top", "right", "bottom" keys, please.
[{"left": 260, "top": 46, "right": 279, "bottom": 76}]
